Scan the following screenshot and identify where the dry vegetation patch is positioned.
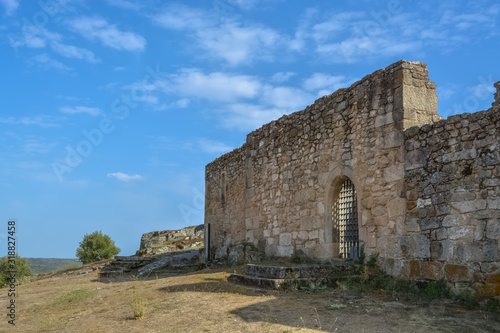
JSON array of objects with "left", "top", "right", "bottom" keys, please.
[{"left": 0, "top": 267, "right": 499, "bottom": 332}]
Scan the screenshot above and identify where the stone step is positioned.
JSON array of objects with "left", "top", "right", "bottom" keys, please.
[
  {"left": 228, "top": 273, "right": 360, "bottom": 290},
  {"left": 245, "top": 263, "right": 355, "bottom": 279},
  {"left": 99, "top": 268, "right": 124, "bottom": 278},
  {"left": 114, "top": 256, "right": 154, "bottom": 262}
]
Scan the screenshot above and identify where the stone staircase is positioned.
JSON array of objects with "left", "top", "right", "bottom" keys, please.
[
  {"left": 228, "top": 260, "right": 360, "bottom": 290},
  {"left": 99, "top": 249, "right": 205, "bottom": 278},
  {"left": 99, "top": 256, "right": 155, "bottom": 278}
]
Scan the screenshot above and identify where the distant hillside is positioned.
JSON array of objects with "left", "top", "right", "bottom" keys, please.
[{"left": 26, "top": 258, "right": 82, "bottom": 275}]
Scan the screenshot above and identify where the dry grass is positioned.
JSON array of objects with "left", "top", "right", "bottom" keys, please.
[{"left": 0, "top": 267, "right": 499, "bottom": 333}]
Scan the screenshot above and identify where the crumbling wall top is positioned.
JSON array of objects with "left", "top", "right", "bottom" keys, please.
[{"left": 493, "top": 81, "right": 500, "bottom": 107}]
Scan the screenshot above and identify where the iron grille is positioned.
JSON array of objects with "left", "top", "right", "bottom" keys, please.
[{"left": 334, "top": 178, "right": 359, "bottom": 259}]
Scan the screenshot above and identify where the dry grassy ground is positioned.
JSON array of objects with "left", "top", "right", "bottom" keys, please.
[{"left": 1, "top": 266, "right": 499, "bottom": 333}]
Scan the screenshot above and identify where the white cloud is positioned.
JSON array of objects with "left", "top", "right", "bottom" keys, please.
[
  {"left": 0, "top": 0, "right": 19, "bottom": 15},
  {"left": 23, "top": 137, "right": 57, "bottom": 154},
  {"left": 174, "top": 98, "right": 190, "bottom": 108},
  {"left": 107, "top": 172, "right": 144, "bottom": 182},
  {"left": 67, "top": 17, "right": 146, "bottom": 51},
  {"left": 221, "top": 103, "right": 285, "bottom": 130},
  {"left": 105, "top": 0, "right": 142, "bottom": 11},
  {"left": 197, "top": 139, "right": 233, "bottom": 154},
  {"left": 31, "top": 54, "right": 72, "bottom": 72},
  {"left": 0, "top": 115, "right": 61, "bottom": 127},
  {"left": 154, "top": 5, "right": 287, "bottom": 65},
  {"left": 126, "top": 70, "right": 261, "bottom": 104},
  {"left": 10, "top": 26, "right": 99, "bottom": 63},
  {"left": 154, "top": 4, "right": 210, "bottom": 30},
  {"left": 59, "top": 106, "right": 102, "bottom": 116},
  {"left": 152, "top": 136, "right": 232, "bottom": 154},
  {"left": 261, "top": 85, "right": 312, "bottom": 109},
  {"left": 50, "top": 42, "right": 99, "bottom": 63},
  {"left": 125, "top": 68, "right": 353, "bottom": 130},
  {"left": 291, "top": 5, "right": 499, "bottom": 63},
  {"left": 156, "top": 98, "right": 191, "bottom": 111},
  {"left": 167, "top": 70, "right": 261, "bottom": 102},
  {"left": 270, "top": 72, "right": 295, "bottom": 83},
  {"left": 198, "top": 21, "right": 283, "bottom": 65},
  {"left": 302, "top": 73, "right": 354, "bottom": 97},
  {"left": 226, "top": 0, "right": 283, "bottom": 10}
]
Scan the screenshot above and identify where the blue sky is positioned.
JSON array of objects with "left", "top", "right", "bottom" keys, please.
[{"left": 0, "top": 0, "right": 499, "bottom": 259}]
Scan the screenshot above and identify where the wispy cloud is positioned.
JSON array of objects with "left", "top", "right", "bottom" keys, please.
[
  {"left": 293, "top": 4, "right": 500, "bottom": 63},
  {"left": 166, "top": 70, "right": 261, "bottom": 102},
  {"left": 0, "top": 0, "right": 19, "bottom": 16},
  {"left": 67, "top": 16, "right": 147, "bottom": 51},
  {"left": 59, "top": 106, "right": 103, "bottom": 116},
  {"left": 105, "top": 0, "right": 143, "bottom": 11},
  {"left": 50, "top": 42, "right": 99, "bottom": 63},
  {"left": 107, "top": 172, "right": 144, "bottom": 182},
  {"left": 126, "top": 68, "right": 353, "bottom": 130},
  {"left": 153, "top": 137, "right": 233, "bottom": 154},
  {"left": 226, "top": 0, "right": 283, "bottom": 10},
  {"left": 302, "top": 73, "right": 354, "bottom": 97},
  {"left": 270, "top": 72, "right": 296, "bottom": 83},
  {"left": 197, "top": 139, "right": 233, "bottom": 154},
  {"left": 154, "top": 4, "right": 287, "bottom": 65},
  {"left": 30, "top": 54, "right": 73, "bottom": 72},
  {"left": 23, "top": 137, "right": 58, "bottom": 154},
  {"left": 0, "top": 115, "right": 61, "bottom": 127},
  {"left": 10, "top": 26, "right": 99, "bottom": 63}
]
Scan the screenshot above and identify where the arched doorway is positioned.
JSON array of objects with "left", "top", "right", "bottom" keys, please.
[{"left": 333, "top": 177, "right": 359, "bottom": 259}]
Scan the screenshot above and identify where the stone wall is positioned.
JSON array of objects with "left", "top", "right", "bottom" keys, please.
[
  {"left": 136, "top": 224, "right": 204, "bottom": 256},
  {"left": 205, "top": 60, "right": 500, "bottom": 296},
  {"left": 404, "top": 105, "right": 500, "bottom": 297},
  {"left": 206, "top": 60, "right": 440, "bottom": 260}
]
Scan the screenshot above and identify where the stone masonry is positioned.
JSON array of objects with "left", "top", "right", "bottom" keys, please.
[{"left": 204, "top": 60, "right": 500, "bottom": 297}]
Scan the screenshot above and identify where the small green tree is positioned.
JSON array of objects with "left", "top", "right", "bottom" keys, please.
[
  {"left": 76, "top": 231, "right": 120, "bottom": 264},
  {"left": 0, "top": 255, "right": 32, "bottom": 287}
]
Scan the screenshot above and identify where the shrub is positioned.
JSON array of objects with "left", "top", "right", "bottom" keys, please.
[
  {"left": 76, "top": 231, "right": 120, "bottom": 264},
  {"left": 0, "top": 255, "right": 32, "bottom": 287}
]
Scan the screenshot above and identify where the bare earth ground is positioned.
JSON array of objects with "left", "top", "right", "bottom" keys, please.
[{"left": 1, "top": 266, "right": 499, "bottom": 333}]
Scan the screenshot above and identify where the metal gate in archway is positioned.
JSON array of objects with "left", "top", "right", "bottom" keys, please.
[{"left": 333, "top": 178, "right": 359, "bottom": 259}]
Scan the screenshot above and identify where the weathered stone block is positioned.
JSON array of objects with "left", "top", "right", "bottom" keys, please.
[
  {"left": 442, "top": 214, "right": 466, "bottom": 227},
  {"left": 277, "top": 245, "right": 293, "bottom": 256},
  {"left": 444, "top": 264, "right": 469, "bottom": 281},
  {"left": 279, "top": 233, "right": 292, "bottom": 246},
  {"left": 451, "top": 200, "right": 487, "bottom": 213},
  {"left": 420, "top": 261, "right": 443, "bottom": 280}
]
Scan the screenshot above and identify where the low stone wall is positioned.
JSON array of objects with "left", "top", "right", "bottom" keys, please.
[
  {"left": 404, "top": 104, "right": 500, "bottom": 297},
  {"left": 137, "top": 224, "right": 204, "bottom": 256}
]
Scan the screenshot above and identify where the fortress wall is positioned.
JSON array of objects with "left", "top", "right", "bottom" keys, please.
[
  {"left": 206, "top": 60, "right": 441, "bottom": 262},
  {"left": 205, "top": 145, "right": 248, "bottom": 259},
  {"left": 404, "top": 100, "right": 500, "bottom": 297}
]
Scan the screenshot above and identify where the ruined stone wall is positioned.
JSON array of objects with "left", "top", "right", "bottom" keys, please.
[
  {"left": 404, "top": 102, "right": 500, "bottom": 297},
  {"left": 205, "top": 61, "right": 440, "bottom": 262},
  {"left": 205, "top": 146, "right": 248, "bottom": 258}
]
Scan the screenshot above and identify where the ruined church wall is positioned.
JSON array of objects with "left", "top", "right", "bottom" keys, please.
[
  {"left": 206, "top": 61, "right": 440, "bottom": 263},
  {"left": 403, "top": 98, "right": 500, "bottom": 296}
]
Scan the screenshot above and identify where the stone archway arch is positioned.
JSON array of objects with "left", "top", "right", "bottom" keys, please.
[{"left": 323, "top": 164, "right": 364, "bottom": 259}]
